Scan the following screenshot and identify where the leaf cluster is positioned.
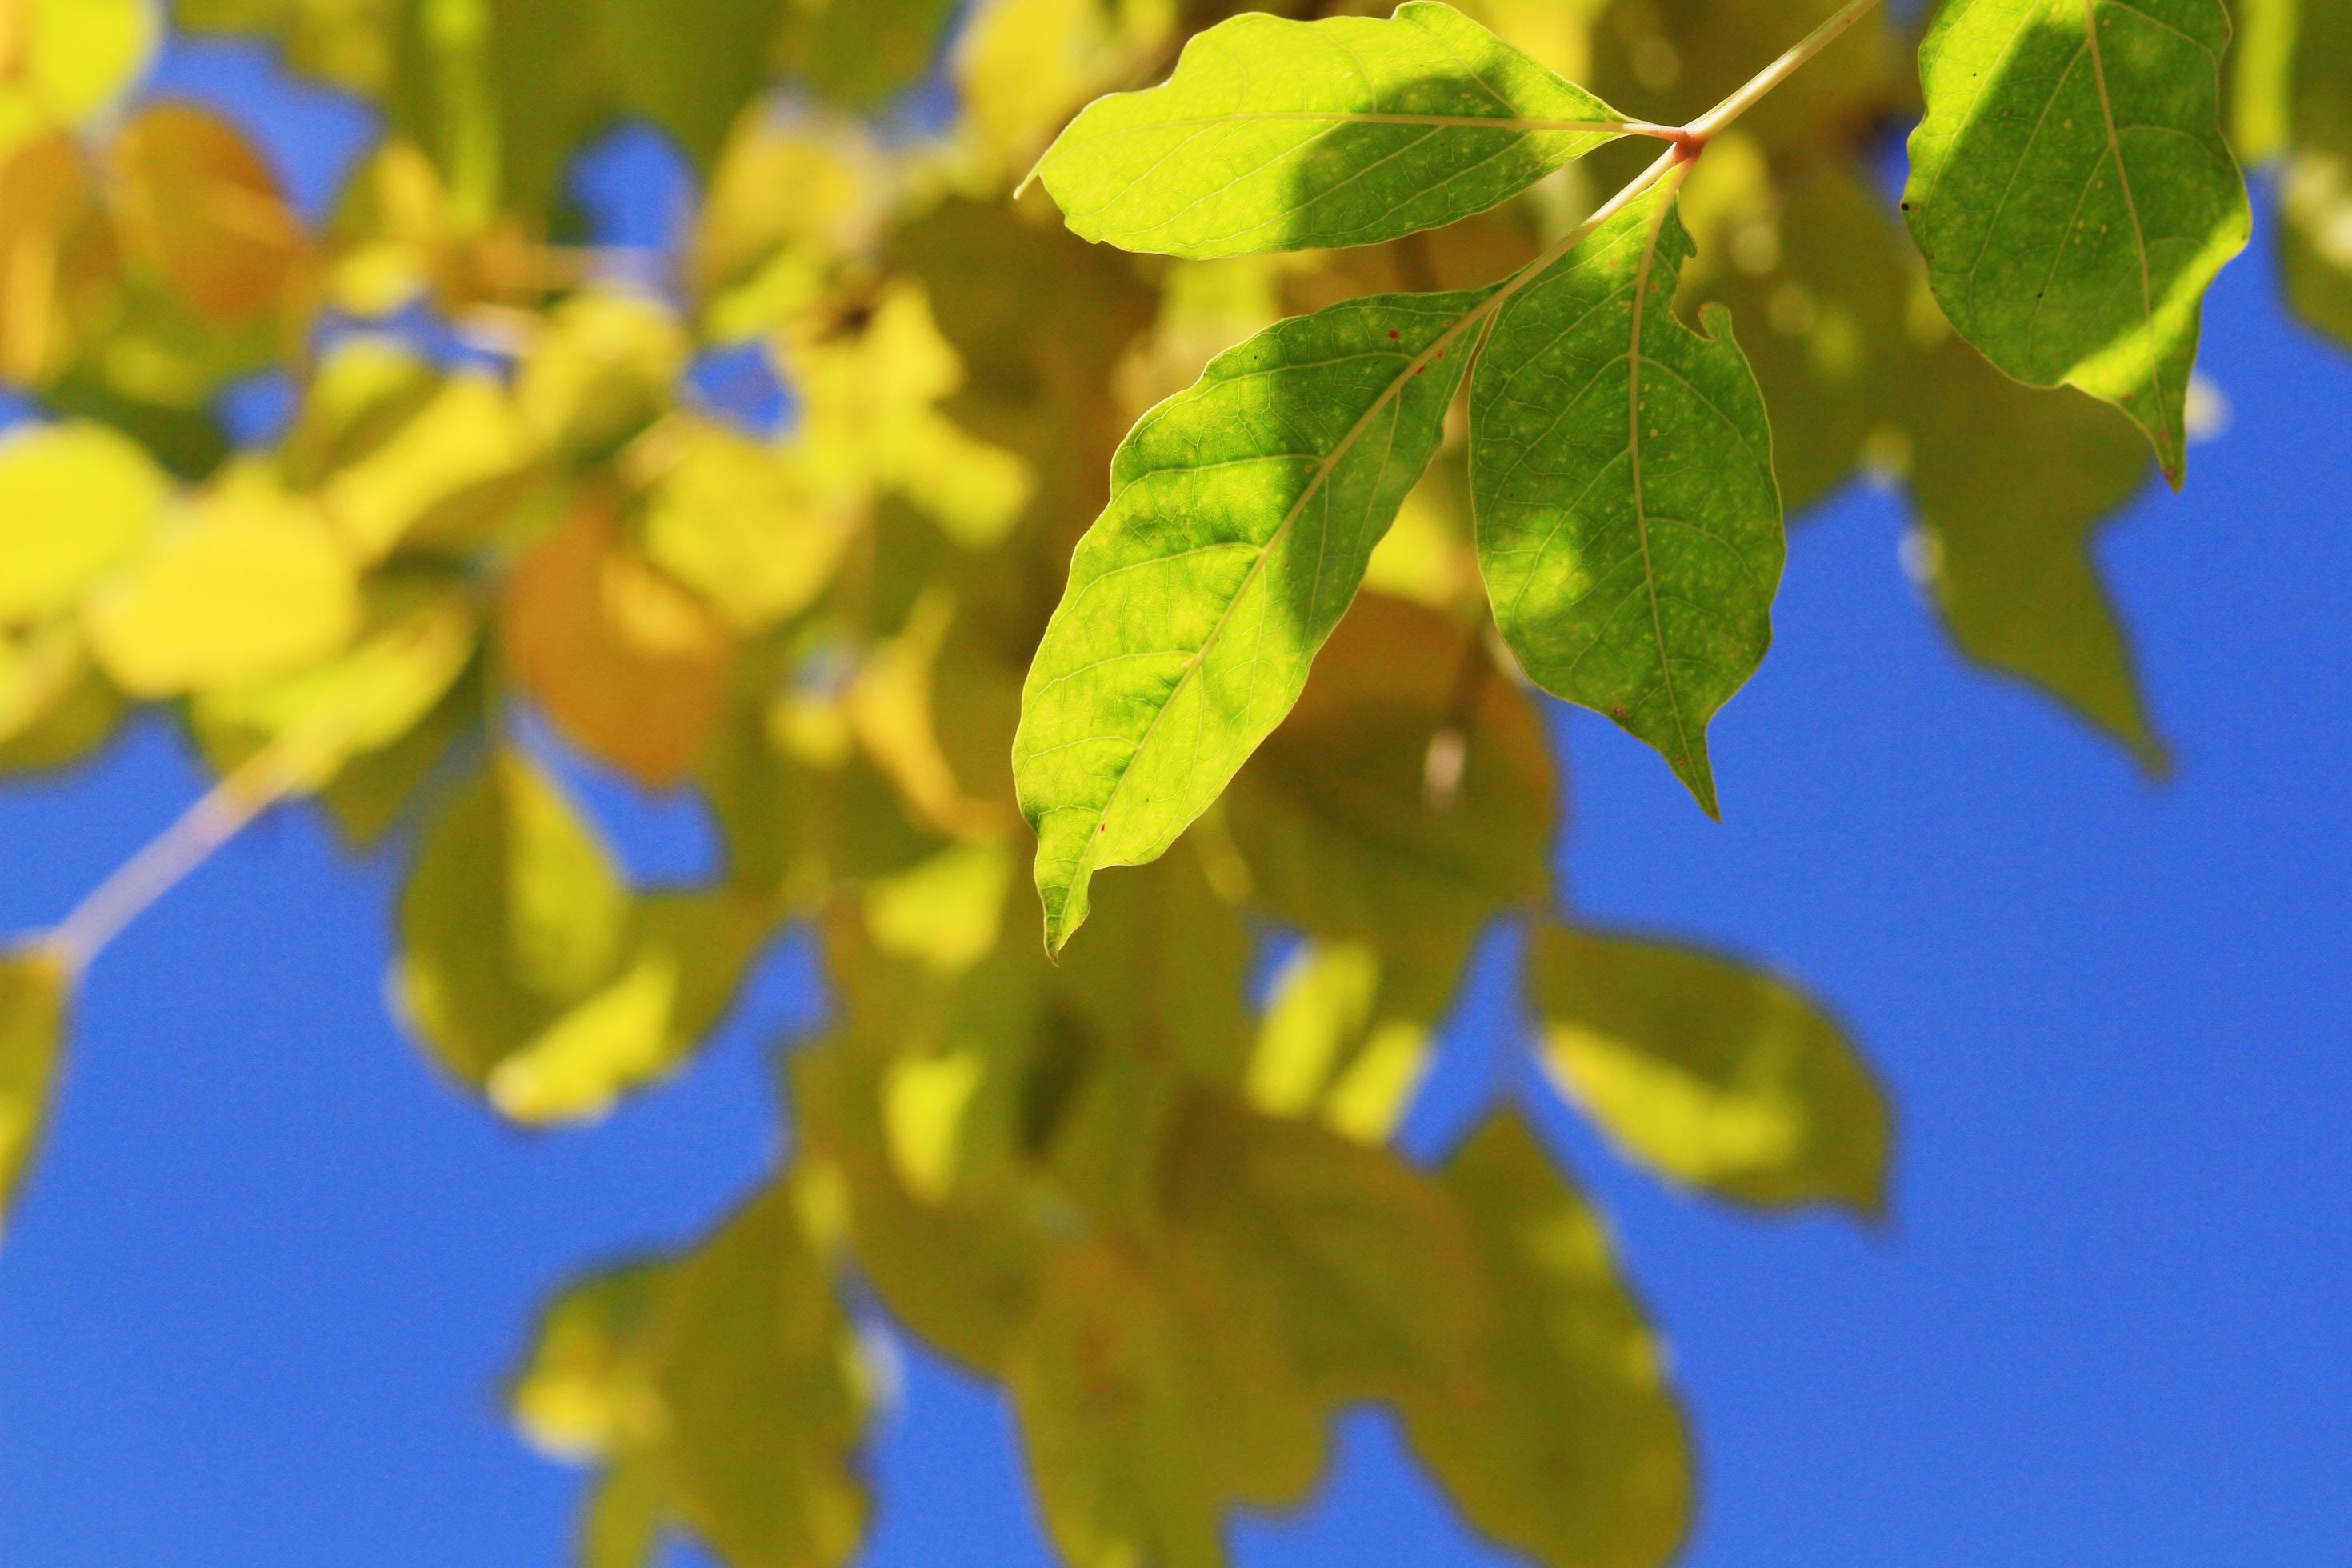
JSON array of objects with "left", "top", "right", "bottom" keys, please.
[{"left": 0, "top": 0, "right": 2332, "bottom": 1562}]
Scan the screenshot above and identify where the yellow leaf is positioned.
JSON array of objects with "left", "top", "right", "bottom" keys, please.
[
  {"left": 0, "top": 621, "right": 118, "bottom": 770},
  {"left": 0, "top": 421, "right": 170, "bottom": 622},
  {"left": 517, "top": 290, "right": 688, "bottom": 462},
  {"left": 9, "top": 0, "right": 158, "bottom": 125},
  {"left": 110, "top": 102, "right": 309, "bottom": 323},
  {"left": 502, "top": 508, "right": 733, "bottom": 789},
  {"left": 86, "top": 475, "right": 362, "bottom": 696},
  {"left": 305, "top": 351, "right": 538, "bottom": 561},
  {"left": 0, "top": 129, "right": 100, "bottom": 382},
  {"left": 638, "top": 418, "right": 854, "bottom": 632},
  {"left": 0, "top": 944, "right": 69, "bottom": 1244},
  {"left": 1247, "top": 938, "right": 1464, "bottom": 1144},
  {"left": 643, "top": 1183, "right": 870, "bottom": 1568},
  {"left": 192, "top": 576, "right": 478, "bottom": 788}
]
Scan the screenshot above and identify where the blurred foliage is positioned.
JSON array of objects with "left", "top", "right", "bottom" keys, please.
[{"left": 0, "top": 0, "right": 2330, "bottom": 1563}]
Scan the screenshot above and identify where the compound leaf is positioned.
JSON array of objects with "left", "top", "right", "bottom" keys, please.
[
  {"left": 1471, "top": 178, "right": 1782, "bottom": 818},
  {"left": 1902, "top": 0, "right": 2250, "bottom": 486},
  {"left": 1530, "top": 924, "right": 1891, "bottom": 1218},
  {"left": 1014, "top": 289, "right": 1482, "bottom": 954},
  {"left": 1036, "top": 1, "right": 1637, "bottom": 259}
]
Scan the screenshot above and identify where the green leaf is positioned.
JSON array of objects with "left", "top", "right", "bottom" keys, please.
[
  {"left": 1902, "top": 0, "right": 2251, "bottom": 486},
  {"left": 1035, "top": 1, "right": 1636, "bottom": 260},
  {"left": 1905, "top": 331, "right": 2164, "bottom": 767},
  {"left": 2279, "top": 0, "right": 2352, "bottom": 346},
  {"left": 1471, "top": 177, "right": 1782, "bottom": 818},
  {"left": 507, "top": 1184, "right": 870, "bottom": 1568},
  {"left": 1530, "top": 924, "right": 1892, "bottom": 1218},
  {"left": 643, "top": 1183, "right": 869, "bottom": 1568},
  {"left": 395, "top": 747, "right": 632, "bottom": 1088},
  {"left": 1225, "top": 593, "right": 1558, "bottom": 952},
  {"left": 1401, "top": 1110, "right": 1691, "bottom": 1568},
  {"left": 0, "top": 947, "right": 70, "bottom": 1245},
  {"left": 1014, "top": 288, "right": 1482, "bottom": 954},
  {"left": 1008, "top": 1237, "right": 1325, "bottom": 1568}
]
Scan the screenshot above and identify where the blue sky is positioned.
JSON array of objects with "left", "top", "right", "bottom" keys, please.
[{"left": 0, "top": 28, "right": 2347, "bottom": 1568}]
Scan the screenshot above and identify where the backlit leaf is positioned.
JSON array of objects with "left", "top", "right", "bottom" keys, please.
[
  {"left": 0, "top": 946, "right": 69, "bottom": 1244},
  {"left": 6, "top": 0, "right": 158, "bottom": 124},
  {"left": 1036, "top": 1, "right": 1638, "bottom": 259},
  {"left": 1471, "top": 176, "right": 1782, "bottom": 817},
  {"left": 85, "top": 475, "right": 362, "bottom": 697},
  {"left": 638, "top": 419, "right": 854, "bottom": 633},
  {"left": 1402, "top": 1110, "right": 1691, "bottom": 1568},
  {"left": 1902, "top": 0, "right": 2251, "bottom": 485},
  {"left": 0, "top": 421, "right": 170, "bottom": 622},
  {"left": 1530, "top": 924, "right": 1891, "bottom": 1217},
  {"left": 1014, "top": 289, "right": 1482, "bottom": 954}
]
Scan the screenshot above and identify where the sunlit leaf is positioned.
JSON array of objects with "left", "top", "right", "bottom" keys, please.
[
  {"left": 85, "top": 474, "right": 362, "bottom": 697},
  {"left": 1402, "top": 1109, "right": 1691, "bottom": 1568},
  {"left": 1905, "top": 328, "right": 2163, "bottom": 766},
  {"left": 6, "top": 0, "right": 159, "bottom": 124},
  {"left": 0, "top": 127, "right": 100, "bottom": 384},
  {"left": 193, "top": 574, "right": 479, "bottom": 788},
  {"left": 638, "top": 418, "right": 854, "bottom": 633},
  {"left": 1530, "top": 924, "right": 1891, "bottom": 1217},
  {"left": 485, "top": 889, "right": 773, "bottom": 1126},
  {"left": 509, "top": 1182, "right": 870, "bottom": 1568},
  {"left": 502, "top": 507, "right": 734, "bottom": 790},
  {"left": 1247, "top": 936, "right": 1466, "bottom": 1144},
  {"left": 1472, "top": 177, "right": 1782, "bottom": 818},
  {"left": 0, "top": 624, "right": 122, "bottom": 774},
  {"left": 1226, "top": 592, "right": 1556, "bottom": 950},
  {"left": 0, "top": 421, "right": 170, "bottom": 622},
  {"left": 517, "top": 291, "right": 690, "bottom": 466},
  {"left": 292, "top": 341, "right": 541, "bottom": 562},
  {"left": 1014, "top": 288, "right": 1482, "bottom": 954},
  {"left": 1902, "top": 0, "right": 2250, "bottom": 485},
  {"left": 1036, "top": 1, "right": 1639, "bottom": 259},
  {"left": 0, "top": 945, "right": 69, "bottom": 1244}
]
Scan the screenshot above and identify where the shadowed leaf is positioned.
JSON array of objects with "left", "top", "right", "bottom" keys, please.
[
  {"left": 1471, "top": 177, "right": 1782, "bottom": 817},
  {"left": 0, "top": 947, "right": 69, "bottom": 1246},
  {"left": 1530, "top": 924, "right": 1891, "bottom": 1218}
]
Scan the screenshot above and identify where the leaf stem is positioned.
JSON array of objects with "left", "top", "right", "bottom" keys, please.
[
  {"left": 46, "top": 742, "right": 311, "bottom": 976},
  {"left": 1683, "top": 0, "right": 1886, "bottom": 142}
]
